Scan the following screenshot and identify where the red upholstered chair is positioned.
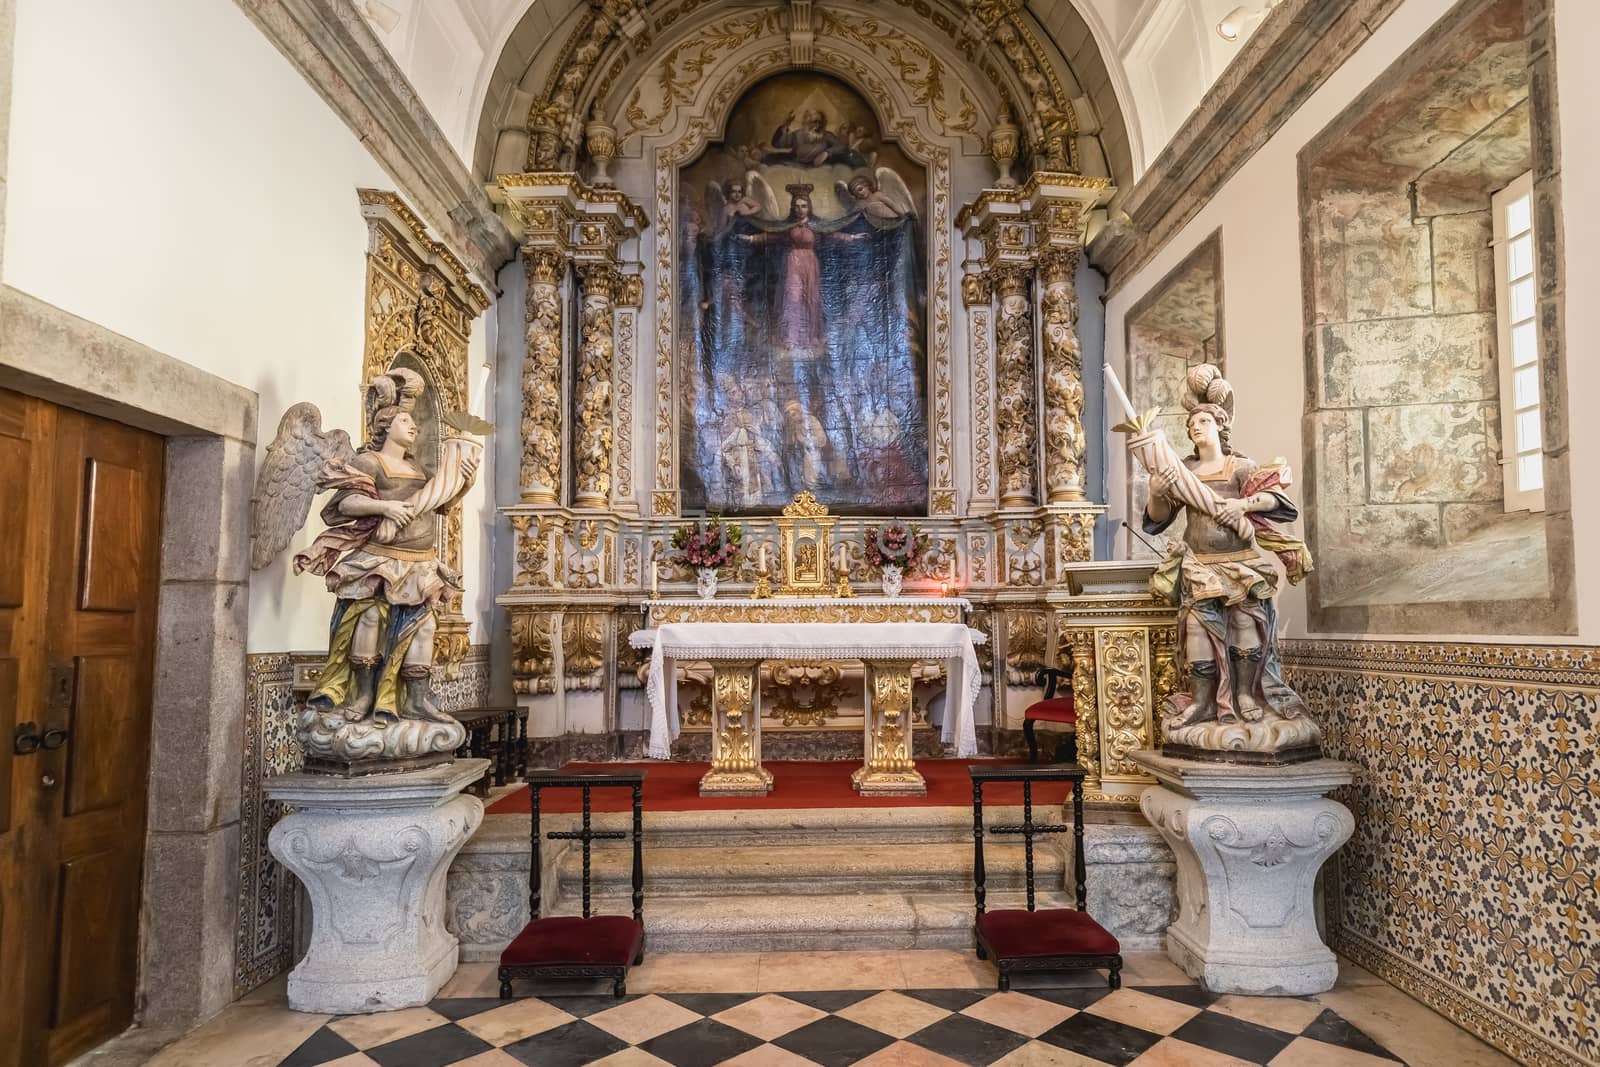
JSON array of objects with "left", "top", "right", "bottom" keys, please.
[
  {"left": 499, "top": 771, "right": 646, "bottom": 999},
  {"left": 969, "top": 764, "right": 1121, "bottom": 991},
  {"left": 1024, "top": 666, "right": 1077, "bottom": 764}
]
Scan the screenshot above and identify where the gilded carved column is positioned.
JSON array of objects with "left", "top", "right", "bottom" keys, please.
[
  {"left": 521, "top": 246, "right": 565, "bottom": 503},
  {"left": 963, "top": 267, "right": 998, "bottom": 515},
  {"left": 574, "top": 264, "right": 618, "bottom": 508},
  {"left": 1066, "top": 627, "right": 1101, "bottom": 792},
  {"left": 1038, "top": 247, "right": 1087, "bottom": 503},
  {"left": 993, "top": 266, "right": 1038, "bottom": 508},
  {"left": 613, "top": 273, "right": 643, "bottom": 513}
]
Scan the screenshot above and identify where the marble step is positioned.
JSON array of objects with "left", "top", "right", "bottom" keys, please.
[
  {"left": 519, "top": 804, "right": 1116, "bottom": 850},
  {"left": 555, "top": 841, "right": 1066, "bottom": 897},
  {"left": 542, "top": 889, "right": 1077, "bottom": 954}
]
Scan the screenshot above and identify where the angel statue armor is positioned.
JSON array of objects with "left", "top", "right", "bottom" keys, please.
[
  {"left": 1118, "top": 364, "right": 1320, "bottom": 764},
  {"left": 251, "top": 368, "right": 490, "bottom": 774}
]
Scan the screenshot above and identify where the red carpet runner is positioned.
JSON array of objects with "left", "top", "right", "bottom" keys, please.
[{"left": 486, "top": 759, "right": 1073, "bottom": 814}]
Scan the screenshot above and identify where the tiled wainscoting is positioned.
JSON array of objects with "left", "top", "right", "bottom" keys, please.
[
  {"left": 1283, "top": 640, "right": 1599, "bottom": 1067},
  {"left": 234, "top": 647, "right": 493, "bottom": 998}
]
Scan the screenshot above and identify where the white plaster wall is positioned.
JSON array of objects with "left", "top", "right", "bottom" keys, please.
[
  {"left": 3, "top": 0, "right": 497, "bottom": 652},
  {"left": 1104, "top": 0, "right": 1599, "bottom": 643}
]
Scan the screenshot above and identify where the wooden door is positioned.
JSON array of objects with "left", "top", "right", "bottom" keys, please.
[{"left": 0, "top": 389, "right": 164, "bottom": 1067}]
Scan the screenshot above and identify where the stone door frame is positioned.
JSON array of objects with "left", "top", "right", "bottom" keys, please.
[{"left": 0, "top": 285, "right": 257, "bottom": 1031}]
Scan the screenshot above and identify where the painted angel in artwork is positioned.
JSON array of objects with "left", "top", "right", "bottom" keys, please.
[
  {"left": 707, "top": 175, "right": 768, "bottom": 235},
  {"left": 251, "top": 368, "right": 491, "bottom": 773},
  {"left": 834, "top": 169, "right": 916, "bottom": 222}
]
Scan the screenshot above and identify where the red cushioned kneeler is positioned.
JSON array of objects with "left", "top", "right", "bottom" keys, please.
[
  {"left": 499, "top": 772, "right": 647, "bottom": 999},
  {"left": 969, "top": 764, "right": 1121, "bottom": 991},
  {"left": 1023, "top": 668, "right": 1077, "bottom": 764},
  {"left": 501, "top": 915, "right": 644, "bottom": 969},
  {"left": 977, "top": 908, "right": 1120, "bottom": 959}
]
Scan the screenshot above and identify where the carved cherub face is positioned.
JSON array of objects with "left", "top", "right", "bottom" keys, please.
[{"left": 1187, "top": 410, "right": 1220, "bottom": 451}]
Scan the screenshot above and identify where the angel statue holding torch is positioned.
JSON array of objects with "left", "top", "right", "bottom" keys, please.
[
  {"left": 1105, "top": 363, "right": 1320, "bottom": 763},
  {"left": 251, "top": 368, "right": 492, "bottom": 773}
]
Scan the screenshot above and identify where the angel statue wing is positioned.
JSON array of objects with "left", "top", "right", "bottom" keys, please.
[
  {"left": 746, "top": 170, "right": 782, "bottom": 220},
  {"left": 874, "top": 167, "right": 916, "bottom": 217},
  {"left": 250, "top": 402, "right": 356, "bottom": 570}
]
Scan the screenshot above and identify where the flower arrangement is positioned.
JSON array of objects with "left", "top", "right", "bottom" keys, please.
[
  {"left": 669, "top": 518, "right": 743, "bottom": 571},
  {"left": 863, "top": 521, "right": 928, "bottom": 574}
]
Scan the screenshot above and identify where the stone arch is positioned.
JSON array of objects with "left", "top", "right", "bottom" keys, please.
[{"left": 472, "top": 0, "right": 1134, "bottom": 195}]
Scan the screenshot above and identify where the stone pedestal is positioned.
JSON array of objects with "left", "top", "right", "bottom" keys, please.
[
  {"left": 266, "top": 759, "right": 490, "bottom": 1014},
  {"left": 1129, "top": 750, "right": 1355, "bottom": 996}
]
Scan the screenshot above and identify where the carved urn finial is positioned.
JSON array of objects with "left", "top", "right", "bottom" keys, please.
[
  {"left": 585, "top": 99, "right": 618, "bottom": 188},
  {"left": 989, "top": 105, "right": 1020, "bottom": 190}
]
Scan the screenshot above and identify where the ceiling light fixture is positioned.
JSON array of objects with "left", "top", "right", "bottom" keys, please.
[{"left": 1217, "top": 0, "right": 1284, "bottom": 42}]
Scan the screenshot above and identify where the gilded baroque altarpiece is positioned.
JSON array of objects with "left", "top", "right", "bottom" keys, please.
[
  {"left": 493, "top": 0, "right": 1176, "bottom": 796},
  {"left": 356, "top": 189, "right": 492, "bottom": 677}
]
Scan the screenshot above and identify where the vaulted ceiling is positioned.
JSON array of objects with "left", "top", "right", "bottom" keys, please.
[{"left": 354, "top": 0, "right": 1264, "bottom": 188}]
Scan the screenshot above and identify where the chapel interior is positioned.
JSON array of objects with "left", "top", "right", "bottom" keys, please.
[{"left": 0, "top": 1, "right": 1594, "bottom": 1066}]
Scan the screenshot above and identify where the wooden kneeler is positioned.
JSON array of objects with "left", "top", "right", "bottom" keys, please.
[
  {"left": 499, "top": 771, "right": 646, "bottom": 998},
  {"left": 969, "top": 764, "right": 1121, "bottom": 991}
]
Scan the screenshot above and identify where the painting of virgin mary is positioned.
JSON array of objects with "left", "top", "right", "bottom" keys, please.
[{"left": 678, "top": 71, "right": 929, "bottom": 515}]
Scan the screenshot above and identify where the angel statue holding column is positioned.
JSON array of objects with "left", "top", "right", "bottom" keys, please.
[
  {"left": 250, "top": 368, "right": 491, "bottom": 773},
  {"left": 1105, "top": 363, "right": 1321, "bottom": 763}
]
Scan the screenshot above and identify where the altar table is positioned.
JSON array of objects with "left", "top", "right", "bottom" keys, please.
[{"left": 631, "top": 621, "right": 983, "bottom": 796}]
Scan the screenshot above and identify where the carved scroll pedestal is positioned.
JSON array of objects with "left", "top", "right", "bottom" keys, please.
[
  {"left": 1130, "top": 751, "right": 1355, "bottom": 996},
  {"left": 853, "top": 659, "right": 927, "bottom": 796},
  {"left": 700, "top": 661, "right": 773, "bottom": 796},
  {"left": 266, "top": 760, "right": 490, "bottom": 1013}
]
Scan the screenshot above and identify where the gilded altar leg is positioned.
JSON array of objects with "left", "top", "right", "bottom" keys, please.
[
  {"left": 854, "top": 659, "right": 926, "bottom": 797},
  {"left": 699, "top": 660, "right": 773, "bottom": 796}
]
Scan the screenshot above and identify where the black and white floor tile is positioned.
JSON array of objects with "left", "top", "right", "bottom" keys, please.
[{"left": 274, "top": 981, "right": 1405, "bottom": 1066}]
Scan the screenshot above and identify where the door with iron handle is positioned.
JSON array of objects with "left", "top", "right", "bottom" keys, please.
[{"left": 14, "top": 721, "right": 42, "bottom": 755}]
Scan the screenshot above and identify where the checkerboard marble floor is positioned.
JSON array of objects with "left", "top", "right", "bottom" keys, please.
[{"left": 109, "top": 952, "right": 1518, "bottom": 1067}]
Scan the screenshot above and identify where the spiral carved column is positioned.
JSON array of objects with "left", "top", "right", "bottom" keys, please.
[
  {"left": 520, "top": 246, "right": 565, "bottom": 503},
  {"left": 993, "top": 265, "right": 1039, "bottom": 508},
  {"left": 1038, "top": 247, "right": 1087, "bottom": 503},
  {"left": 574, "top": 264, "right": 618, "bottom": 508}
]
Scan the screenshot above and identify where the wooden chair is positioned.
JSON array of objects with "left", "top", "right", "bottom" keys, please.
[
  {"left": 498, "top": 771, "right": 646, "bottom": 999},
  {"left": 1023, "top": 666, "right": 1077, "bottom": 764},
  {"left": 453, "top": 705, "right": 523, "bottom": 795},
  {"left": 969, "top": 764, "right": 1121, "bottom": 991}
]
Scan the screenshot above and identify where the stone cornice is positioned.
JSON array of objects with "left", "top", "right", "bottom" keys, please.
[
  {"left": 234, "top": 0, "right": 516, "bottom": 287},
  {"left": 1090, "top": 0, "right": 1408, "bottom": 291}
]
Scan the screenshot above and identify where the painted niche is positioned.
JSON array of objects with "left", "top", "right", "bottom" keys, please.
[
  {"left": 677, "top": 71, "right": 929, "bottom": 515},
  {"left": 1124, "top": 233, "right": 1224, "bottom": 558}
]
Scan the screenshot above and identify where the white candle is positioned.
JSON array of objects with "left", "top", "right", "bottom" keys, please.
[
  {"left": 837, "top": 543, "right": 847, "bottom": 573},
  {"left": 760, "top": 544, "right": 768, "bottom": 570},
  {"left": 651, "top": 559, "right": 659, "bottom": 597},
  {"left": 1103, "top": 362, "right": 1140, "bottom": 424}
]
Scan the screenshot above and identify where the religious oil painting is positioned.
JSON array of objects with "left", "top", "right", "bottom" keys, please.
[{"left": 678, "top": 71, "right": 929, "bottom": 515}]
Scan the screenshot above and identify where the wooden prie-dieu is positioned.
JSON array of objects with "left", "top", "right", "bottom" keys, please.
[
  {"left": 498, "top": 771, "right": 646, "bottom": 998},
  {"left": 969, "top": 764, "right": 1122, "bottom": 991}
]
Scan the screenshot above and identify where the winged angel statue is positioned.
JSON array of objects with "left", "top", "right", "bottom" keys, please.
[{"left": 252, "top": 368, "right": 488, "bottom": 773}]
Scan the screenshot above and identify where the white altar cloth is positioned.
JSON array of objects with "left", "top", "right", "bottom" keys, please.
[{"left": 631, "top": 621, "right": 983, "bottom": 760}]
